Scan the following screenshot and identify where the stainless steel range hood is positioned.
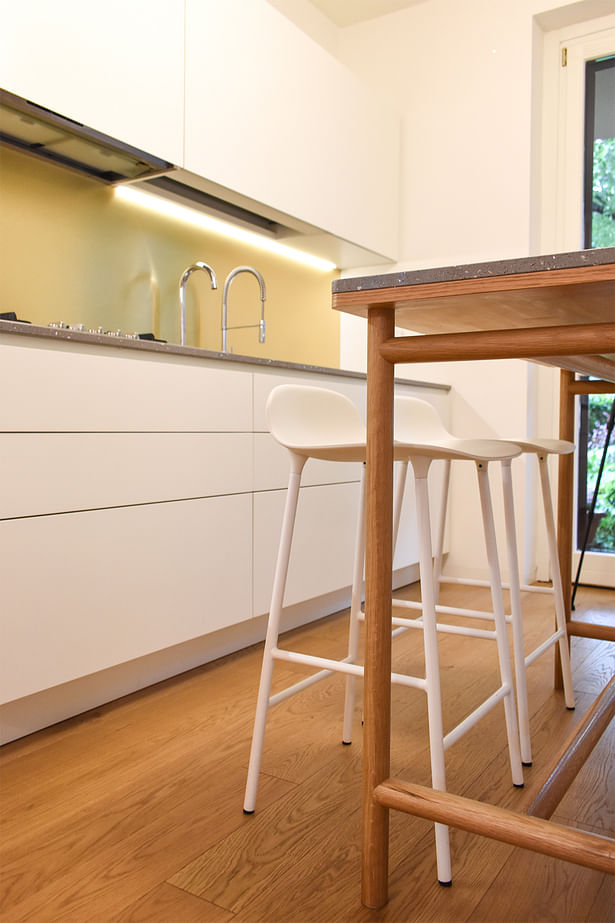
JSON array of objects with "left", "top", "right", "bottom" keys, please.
[{"left": 0, "top": 88, "right": 172, "bottom": 182}]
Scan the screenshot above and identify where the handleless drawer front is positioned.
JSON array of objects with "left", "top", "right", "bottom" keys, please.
[
  {"left": 0, "top": 339, "right": 253, "bottom": 431},
  {"left": 0, "top": 433, "right": 254, "bottom": 519},
  {"left": 0, "top": 494, "right": 253, "bottom": 703}
]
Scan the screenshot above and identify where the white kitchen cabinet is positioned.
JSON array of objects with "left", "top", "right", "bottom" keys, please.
[
  {"left": 0, "top": 328, "right": 450, "bottom": 742},
  {"left": 184, "top": 0, "right": 399, "bottom": 260},
  {"left": 0, "top": 0, "right": 184, "bottom": 165},
  {"left": 0, "top": 334, "right": 256, "bottom": 708},
  {"left": 0, "top": 494, "right": 252, "bottom": 703}
]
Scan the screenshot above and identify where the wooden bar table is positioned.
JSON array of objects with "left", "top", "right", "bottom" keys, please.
[{"left": 332, "top": 247, "right": 615, "bottom": 909}]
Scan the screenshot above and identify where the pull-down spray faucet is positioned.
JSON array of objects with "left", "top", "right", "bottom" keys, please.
[
  {"left": 178, "top": 262, "right": 218, "bottom": 346},
  {"left": 222, "top": 266, "right": 266, "bottom": 353}
]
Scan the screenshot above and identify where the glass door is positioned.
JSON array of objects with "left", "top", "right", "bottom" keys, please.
[{"left": 575, "top": 51, "right": 615, "bottom": 589}]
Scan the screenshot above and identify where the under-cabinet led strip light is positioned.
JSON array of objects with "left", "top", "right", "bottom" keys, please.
[{"left": 114, "top": 184, "right": 337, "bottom": 272}]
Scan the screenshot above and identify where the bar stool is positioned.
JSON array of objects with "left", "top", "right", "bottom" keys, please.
[
  {"left": 389, "top": 397, "right": 575, "bottom": 766},
  {"left": 243, "top": 385, "right": 369, "bottom": 817},
  {"left": 244, "top": 384, "right": 524, "bottom": 886}
]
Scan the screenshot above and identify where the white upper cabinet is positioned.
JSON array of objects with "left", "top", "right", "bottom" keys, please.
[
  {"left": 184, "top": 0, "right": 400, "bottom": 260},
  {"left": 0, "top": 0, "right": 399, "bottom": 261},
  {"left": 0, "top": 0, "right": 184, "bottom": 165}
]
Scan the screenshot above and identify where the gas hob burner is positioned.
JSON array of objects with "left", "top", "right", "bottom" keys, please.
[{"left": 46, "top": 323, "right": 165, "bottom": 343}]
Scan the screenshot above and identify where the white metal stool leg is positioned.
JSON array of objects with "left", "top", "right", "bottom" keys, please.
[
  {"left": 393, "top": 460, "right": 409, "bottom": 552},
  {"left": 500, "top": 458, "right": 533, "bottom": 765},
  {"left": 432, "top": 459, "right": 451, "bottom": 602},
  {"left": 537, "top": 454, "right": 575, "bottom": 709},
  {"left": 475, "top": 462, "right": 524, "bottom": 788},
  {"left": 243, "top": 454, "right": 306, "bottom": 814},
  {"left": 413, "top": 456, "right": 452, "bottom": 886},
  {"left": 342, "top": 464, "right": 367, "bottom": 744}
]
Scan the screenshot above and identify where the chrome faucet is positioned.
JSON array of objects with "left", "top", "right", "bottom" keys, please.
[
  {"left": 179, "top": 262, "right": 218, "bottom": 346},
  {"left": 222, "top": 266, "right": 266, "bottom": 353}
]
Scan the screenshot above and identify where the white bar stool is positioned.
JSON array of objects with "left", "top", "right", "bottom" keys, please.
[
  {"left": 343, "top": 395, "right": 525, "bottom": 883},
  {"left": 390, "top": 397, "right": 575, "bottom": 767},
  {"left": 243, "top": 385, "right": 369, "bottom": 817},
  {"left": 432, "top": 438, "right": 576, "bottom": 764},
  {"left": 244, "top": 385, "right": 524, "bottom": 887}
]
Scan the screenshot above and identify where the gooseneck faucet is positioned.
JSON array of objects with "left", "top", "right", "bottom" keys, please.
[
  {"left": 179, "top": 262, "right": 218, "bottom": 346},
  {"left": 222, "top": 266, "right": 266, "bottom": 353}
]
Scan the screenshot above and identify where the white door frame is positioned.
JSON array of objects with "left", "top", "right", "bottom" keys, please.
[{"left": 539, "top": 13, "right": 615, "bottom": 589}]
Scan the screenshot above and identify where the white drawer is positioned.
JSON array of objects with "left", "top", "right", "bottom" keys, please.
[
  {"left": 0, "top": 433, "right": 253, "bottom": 518},
  {"left": 0, "top": 338, "right": 253, "bottom": 431}
]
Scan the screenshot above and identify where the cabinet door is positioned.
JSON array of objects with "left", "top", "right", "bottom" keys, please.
[
  {"left": 253, "top": 481, "right": 362, "bottom": 618},
  {"left": 0, "top": 495, "right": 252, "bottom": 703},
  {"left": 0, "top": 0, "right": 184, "bottom": 164},
  {"left": 184, "top": 0, "right": 399, "bottom": 259}
]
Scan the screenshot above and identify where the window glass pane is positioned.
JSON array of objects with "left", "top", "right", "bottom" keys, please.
[
  {"left": 577, "top": 395, "right": 615, "bottom": 555},
  {"left": 576, "top": 56, "right": 615, "bottom": 570},
  {"left": 584, "top": 56, "right": 615, "bottom": 248}
]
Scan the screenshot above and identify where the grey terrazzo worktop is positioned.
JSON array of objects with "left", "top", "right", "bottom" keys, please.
[
  {"left": 333, "top": 247, "right": 615, "bottom": 294},
  {"left": 0, "top": 319, "right": 450, "bottom": 391}
]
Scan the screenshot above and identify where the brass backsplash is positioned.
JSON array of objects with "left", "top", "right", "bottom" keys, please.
[{"left": 0, "top": 145, "right": 340, "bottom": 366}]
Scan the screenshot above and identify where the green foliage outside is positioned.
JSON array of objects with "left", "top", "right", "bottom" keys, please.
[
  {"left": 583, "top": 135, "right": 615, "bottom": 553},
  {"left": 591, "top": 137, "right": 615, "bottom": 247},
  {"left": 586, "top": 393, "right": 615, "bottom": 552}
]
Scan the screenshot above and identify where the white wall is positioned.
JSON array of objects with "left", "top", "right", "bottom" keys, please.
[
  {"left": 335, "top": 0, "right": 612, "bottom": 269},
  {"left": 333, "top": 0, "right": 614, "bottom": 580}
]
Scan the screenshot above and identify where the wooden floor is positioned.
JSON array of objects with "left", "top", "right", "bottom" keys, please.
[{"left": 1, "top": 583, "right": 613, "bottom": 923}]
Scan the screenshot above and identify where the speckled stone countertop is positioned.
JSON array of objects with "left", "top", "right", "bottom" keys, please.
[
  {"left": 333, "top": 247, "right": 615, "bottom": 294},
  {"left": 0, "top": 319, "right": 450, "bottom": 391}
]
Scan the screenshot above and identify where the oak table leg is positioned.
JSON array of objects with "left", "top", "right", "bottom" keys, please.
[
  {"left": 555, "top": 369, "right": 575, "bottom": 689},
  {"left": 362, "top": 305, "right": 395, "bottom": 909}
]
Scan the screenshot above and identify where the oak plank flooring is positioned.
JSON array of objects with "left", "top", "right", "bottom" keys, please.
[
  {"left": 0, "top": 584, "right": 613, "bottom": 922},
  {"left": 114, "top": 883, "right": 234, "bottom": 923}
]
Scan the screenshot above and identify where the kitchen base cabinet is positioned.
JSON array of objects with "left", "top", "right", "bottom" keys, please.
[
  {"left": 0, "top": 495, "right": 252, "bottom": 704},
  {"left": 0, "top": 327, "right": 450, "bottom": 743}
]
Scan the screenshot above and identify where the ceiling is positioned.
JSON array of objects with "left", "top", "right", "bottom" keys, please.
[{"left": 309, "top": 0, "right": 425, "bottom": 27}]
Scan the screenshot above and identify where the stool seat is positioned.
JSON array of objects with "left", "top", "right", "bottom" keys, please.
[
  {"left": 498, "top": 437, "right": 574, "bottom": 455},
  {"left": 266, "top": 383, "right": 367, "bottom": 461},
  {"left": 394, "top": 436, "right": 522, "bottom": 461}
]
